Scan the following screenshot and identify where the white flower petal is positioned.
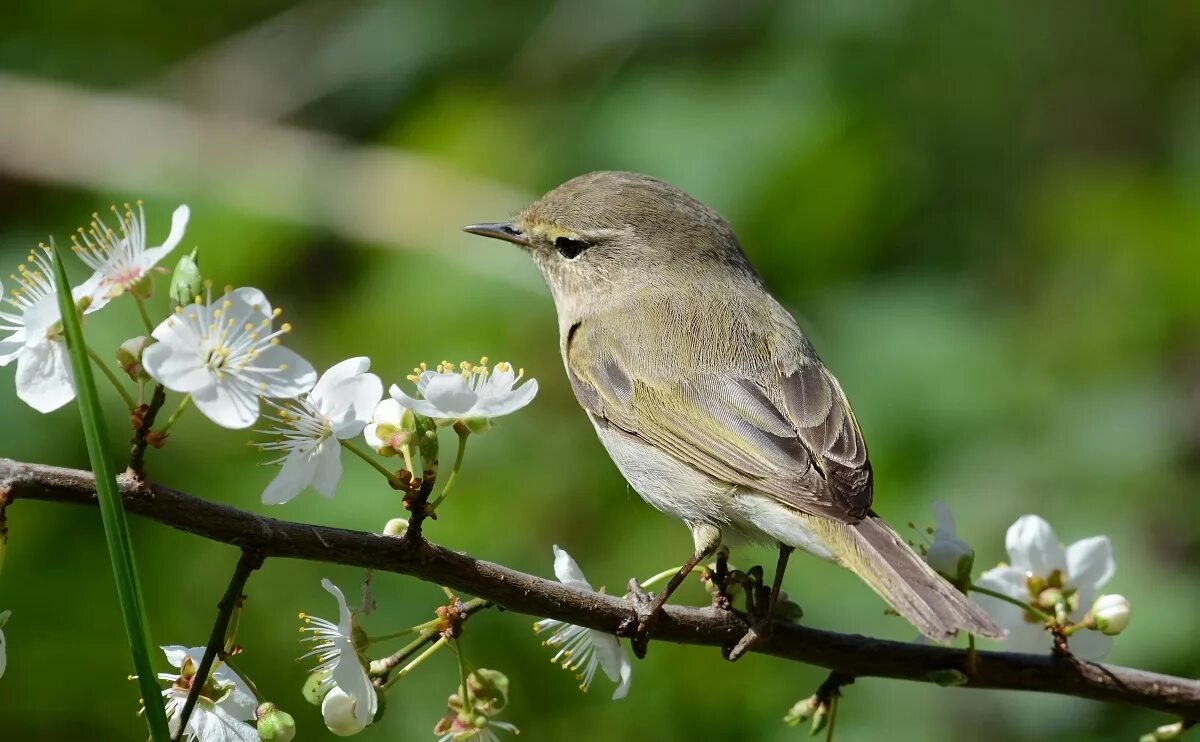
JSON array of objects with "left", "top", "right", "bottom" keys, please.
[
  {"left": 971, "top": 565, "right": 1031, "bottom": 638},
  {"left": 310, "top": 438, "right": 343, "bottom": 499},
  {"left": 589, "top": 629, "right": 632, "bottom": 700},
  {"left": 226, "top": 287, "right": 273, "bottom": 319},
  {"left": 328, "top": 374, "right": 383, "bottom": 439},
  {"left": 473, "top": 378, "right": 538, "bottom": 418},
  {"left": 74, "top": 272, "right": 109, "bottom": 314},
  {"left": 421, "top": 373, "right": 480, "bottom": 416},
  {"left": 311, "top": 356, "right": 371, "bottom": 402},
  {"left": 371, "top": 397, "right": 403, "bottom": 427},
  {"left": 158, "top": 204, "right": 190, "bottom": 254},
  {"left": 932, "top": 501, "right": 956, "bottom": 535},
  {"left": 0, "top": 334, "right": 25, "bottom": 366},
  {"left": 322, "top": 687, "right": 367, "bottom": 736},
  {"left": 141, "top": 341, "right": 212, "bottom": 393},
  {"left": 262, "top": 448, "right": 320, "bottom": 505},
  {"left": 1005, "top": 515, "right": 1066, "bottom": 576},
  {"left": 1065, "top": 536, "right": 1115, "bottom": 600},
  {"left": 192, "top": 377, "right": 261, "bottom": 429},
  {"left": 249, "top": 344, "right": 317, "bottom": 399},
  {"left": 15, "top": 339, "right": 75, "bottom": 413},
  {"left": 551, "top": 545, "right": 595, "bottom": 591},
  {"left": 390, "top": 385, "right": 455, "bottom": 419}
]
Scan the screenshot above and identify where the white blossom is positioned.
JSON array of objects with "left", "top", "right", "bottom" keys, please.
[
  {"left": 141, "top": 286, "right": 316, "bottom": 429},
  {"left": 71, "top": 202, "right": 189, "bottom": 312},
  {"left": 390, "top": 359, "right": 537, "bottom": 424},
  {"left": 973, "top": 514, "right": 1116, "bottom": 658},
  {"left": 0, "top": 246, "right": 81, "bottom": 413},
  {"left": 256, "top": 357, "right": 382, "bottom": 505},
  {"left": 533, "top": 546, "right": 631, "bottom": 700},
  {"left": 300, "top": 580, "right": 377, "bottom": 730},
  {"left": 921, "top": 501, "right": 974, "bottom": 589},
  {"left": 157, "top": 645, "right": 258, "bottom": 742}
]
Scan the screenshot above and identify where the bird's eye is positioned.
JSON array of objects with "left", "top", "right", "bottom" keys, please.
[{"left": 555, "top": 236, "right": 589, "bottom": 259}]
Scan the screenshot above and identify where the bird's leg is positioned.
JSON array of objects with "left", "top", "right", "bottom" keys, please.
[
  {"left": 726, "top": 543, "right": 793, "bottom": 662},
  {"left": 619, "top": 525, "right": 720, "bottom": 659}
]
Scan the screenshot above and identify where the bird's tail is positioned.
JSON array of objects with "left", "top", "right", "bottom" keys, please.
[{"left": 814, "top": 513, "right": 1002, "bottom": 641}]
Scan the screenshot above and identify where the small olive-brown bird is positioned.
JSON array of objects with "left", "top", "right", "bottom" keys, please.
[{"left": 466, "top": 171, "right": 1000, "bottom": 654}]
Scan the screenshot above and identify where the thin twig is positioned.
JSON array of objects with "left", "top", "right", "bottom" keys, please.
[
  {"left": 3, "top": 457, "right": 1199, "bottom": 720},
  {"left": 172, "top": 549, "right": 265, "bottom": 740},
  {"left": 129, "top": 384, "right": 167, "bottom": 476}
]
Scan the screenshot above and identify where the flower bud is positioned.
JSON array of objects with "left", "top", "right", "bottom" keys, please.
[
  {"left": 1090, "top": 594, "right": 1131, "bottom": 636},
  {"left": 256, "top": 703, "right": 296, "bottom": 741},
  {"left": 382, "top": 518, "right": 409, "bottom": 538},
  {"left": 1036, "top": 587, "right": 1065, "bottom": 612},
  {"left": 116, "top": 336, "right": 152, "bottom": 381},
  {"left": 1139, "top": 721, "right": 1184, "bottom": 741},
  {"left": 415, "top": 415, "right": 439, "bottom": 469},
  {"left": 302, "top": 669, "right": 332, "bottom": 705},
  {"left": 463, "top": 417, "right": 492, "bottom": 434},
  {"left": 466, "top": 668, "right": 509, "bottom": 715},
  {"left": 783, "top": 695, "right": 819, "bottom": 727},
  {"left": 169, "top": 248, "right": 202, "bottom": 306},
  {"left": 321, "top": 687, "right": 366, "bottom": 736}
]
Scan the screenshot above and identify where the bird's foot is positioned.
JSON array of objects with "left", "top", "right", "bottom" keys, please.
[{"left": 616, "top": 578, "right": 659, "bottom": 659}]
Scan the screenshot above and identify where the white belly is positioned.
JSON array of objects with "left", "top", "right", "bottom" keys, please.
[{"left": 590, "top": 416, "right": 837, "bottom": 562}]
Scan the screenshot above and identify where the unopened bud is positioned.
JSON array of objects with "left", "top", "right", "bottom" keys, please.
[
  {"left": 116, "top": 336, "right": 152, "bottom": 381},
  {"left": 1139, "top": 721, "right": 1184, "bottom": 741},
  {"left": 169, "top": 248, "right": 202, "bottom": 307},
  {"left": 383, "top": 518, "right": 409, "bottom": 538},
  {"left": 1036, "top": 587, "right": 1065, "bottom": 612},
  {"left": 926, "top": 668, "right": 968, "bottom": 687},
  {"left": 415, "top": 414, "right": 439, "bottom": 469},
  {"left": 256, "top": 703, "right": 296, "bottom": 741},
  {"left": 321, "top": 687, "right": 367, "bottom": 736},
  {"left": 1089, "top": 594, "right": 1132, "bottom": 636},
  {"left": 783, "top": 695, "right": 819, "bottom": 727},
  {"left": 466, "top": 668, "right": 509, "bottom": 715}
]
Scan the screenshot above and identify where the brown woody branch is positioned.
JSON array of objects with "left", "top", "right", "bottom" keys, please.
[{"left": 2, "top": 457, "right": 1197, "bottom": 719}]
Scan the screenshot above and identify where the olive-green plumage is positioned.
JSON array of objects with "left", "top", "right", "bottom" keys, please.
[{"left": 466, "top": 171, "right": 1000, "bottom": 641}]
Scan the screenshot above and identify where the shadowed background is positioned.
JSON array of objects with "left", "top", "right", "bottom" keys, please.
[{"left": 1, "top": 1, "right": 1198, "bottom": 739}]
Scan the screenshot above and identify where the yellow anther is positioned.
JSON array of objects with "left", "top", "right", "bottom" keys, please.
[{"left": 273, "top": 307, "right": 282, "bottom": 317}]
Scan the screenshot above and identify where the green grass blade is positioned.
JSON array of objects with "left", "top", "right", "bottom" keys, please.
[{"left": 51, "top": 246, "right": 172, "bottom": 741}]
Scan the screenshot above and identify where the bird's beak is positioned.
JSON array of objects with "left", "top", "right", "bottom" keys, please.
[{"left": 462, "top": 222, "right": 530, "bottom": 247}]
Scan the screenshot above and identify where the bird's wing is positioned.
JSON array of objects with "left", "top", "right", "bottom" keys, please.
[{"left": 565, "top": 314, "right": 872, "bottom": 523}]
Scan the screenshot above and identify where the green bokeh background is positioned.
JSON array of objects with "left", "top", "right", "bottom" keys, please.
[{"left": 2, "top": 1, "right": 1198, "bottom": 740}]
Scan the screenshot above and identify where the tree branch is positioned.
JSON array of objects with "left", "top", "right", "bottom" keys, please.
[{"left": 2, "top": 457, "right": 1197, "bottom": 719}]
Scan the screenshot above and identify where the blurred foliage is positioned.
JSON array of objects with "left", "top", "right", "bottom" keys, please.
[{"left": 1, "top": 0, "right": 1199, "bottom": 740}]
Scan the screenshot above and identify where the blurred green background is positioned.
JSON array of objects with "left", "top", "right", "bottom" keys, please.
[{"left": 2, "top": 1, "right": 1198, "bottom": 740}]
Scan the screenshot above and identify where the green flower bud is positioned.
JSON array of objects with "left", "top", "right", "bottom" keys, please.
[
  {"left": 463, "top": 417, "right": 492, "bottom": 434},
  {"left": 783, "top": 695, "right": 819, "bottom": 727},
  {"left": 255, "top": 703, "right": 296, "bottom": 741},
  {"left": 1090, "top": 594, "right": 1132, "bottom": 636},
  {"left": 466, "top": 668, "right": 509, "bottom": 715},
  {"left": 926, "top": 669, "right": 969, "bottom": 687},
  {"left": 415, "top": 415, "right": 439, "bottom": 471},
  {"left": 116, "top": 336, "right": 152, "bottom": 381},
  {"left": 169, "top": 248, "right": 202, "bottom": 306}
]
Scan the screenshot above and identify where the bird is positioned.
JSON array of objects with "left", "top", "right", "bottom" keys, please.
[{"left": 464, "top": 170, "right": 1001, "bottom": 657}]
